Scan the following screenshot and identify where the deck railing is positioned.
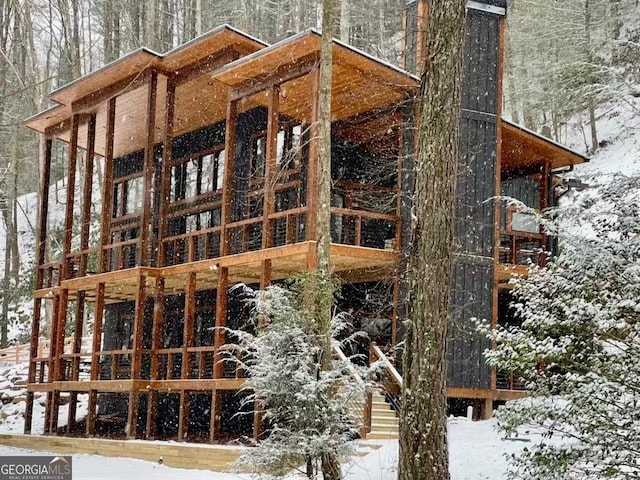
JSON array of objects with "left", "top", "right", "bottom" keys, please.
[{"left": 499, "top": 231, "right": 545, "bottom": 267}]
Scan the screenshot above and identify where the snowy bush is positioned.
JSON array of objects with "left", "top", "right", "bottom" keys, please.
[
  {"left": 485, "top": 175, "right": 640, "bottom": 479},
  {"left": 227, "top": 277, "right": 367, "bottom": 478}
]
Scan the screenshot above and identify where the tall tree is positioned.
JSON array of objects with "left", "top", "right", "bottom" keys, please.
[{"left": 398, "top": 1, "right": 467, "bottom": 479}]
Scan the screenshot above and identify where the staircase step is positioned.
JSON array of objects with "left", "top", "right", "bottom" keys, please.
[
  {"left": 371, "top": 423, "right": 400, "bottom": 432},
  {"left": 367, "top": 432, "right": 399, "bottom": 440},
  {"left": 371, "top": 410, "right": 397, "bottom": 418},
  {"left": 371, "top": 415, "right": 398, "bottom": 425}
]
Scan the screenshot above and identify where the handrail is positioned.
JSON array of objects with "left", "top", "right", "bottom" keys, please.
[
  {"left": 332, "top": 343, "right": 370, "bottom": 437},
  {"left": 330, "top": 207, "right": 397, "bottom": 222},
  {"left": 370, "top": 342, "right": 403, "bottom": 389},
  {"left": 332, "top": 343, "right": 365, "bottom": 386}
]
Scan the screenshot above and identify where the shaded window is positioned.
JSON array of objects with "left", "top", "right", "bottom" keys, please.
[
  {"left": 251, "top": 135, "right": 266, "bottom": 178},
  {"left": 171, "top": 148, "right": 225, "bottom": 201},
  {"left": 276, "top": 123, "right": 303, "bottom": 170}
]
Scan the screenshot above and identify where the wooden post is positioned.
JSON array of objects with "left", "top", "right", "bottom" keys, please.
[
  {"left": 182, "top": 272, "right": 196, "bottom": 379},
  {"left": 140, "top": 71, "right": 158, "bottom": 267},
  {"left": 491, "top": 16, "right": 507, "bottom": 392},
  {"left": 260, "top": 85, "right": 279, "bottom": 286},
  {"left": 157, "top": 79, "right": 176, "bottom": 267},
  {"left": 209, "top": 389, "right": 218, "bottom": 442},
  {"left": 220, "top": 100, "right": 237, "bottom": 259},
  {"left": 61, "top": 114, "right": 80, "bottom": 281},
  {"left": 146, "top": 276, "right": 164, "bottom": 439},
  {"left": 178, "top": 390, "right": 190, "bottom": 441},
  {"left": 67, "top": 291, "right": 86, "bottom": 433},
  {"left": 80, "top": 114, "right": 97, "bottom": 275},
  {"left": 214, "top": 268, "right": 228, "bottom": 379},
  {"left": 25, "top": 135, "right": 52, "bottom": 434},
  {"left": 98, "top": 98, "right": 116, "bottom": 273},
  {"left": 127, "top": 274, "right": 147, "bottom": 438},
  {"left": 49, "top": 288, "right": 69, "bottom": 435},
  {"left": 87, "top": 283, "right": 105, "bottom": 436}
]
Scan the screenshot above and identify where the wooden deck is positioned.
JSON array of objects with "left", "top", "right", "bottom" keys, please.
[
  {"left": 34, "top": 241, "right": 399, "bottom": 302},
  {"left": 0, "top": 434, "right": 243, "bottom": 472}
]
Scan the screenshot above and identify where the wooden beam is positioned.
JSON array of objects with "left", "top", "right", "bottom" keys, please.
[
  {"left": 79, "top": 114, "right": 97, "bottom": 275},
  {"left": 209, "top": 390, "right": 217, "bottom": 442},
  {"left": 140, "top": 71, "right": 158, "bottom": 267},
  {"left": 178, "top": 391, "right": 190, "bottom": 441},
  {"left": 158, "top": 79, "right": 176, "bottom": 267},
  {"left": 182, "top": 272, "right": 196, "bottom": 379},
  {"left": 171, "top": 47, "right": 239, "bottom": 85},
  {"left": 98, "top": 98, "right": 116, "bottom": 273},
  {"left": 35, "top": 138, "right": 52, "bottom": 289},
  {"left": 127, "top": 274, "right": 147, "bottom": 438},
  {"left": 220, "top": 100, "right": 237, "bottom": 258},
  {"left": 61, "top": 115, "right": 80, "bottom": 281},
  {"left": 214, "top": 267, "right": 228, "bottom": 379},
  {"left": 229, "top": 53, "right": 318, "bottom": 102},
  {"left": 70, "top": 72, "right": 148, "bottom": 114}
]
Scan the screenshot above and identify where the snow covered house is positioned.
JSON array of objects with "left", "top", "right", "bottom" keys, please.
[{"left": 22, "top": 0, "right": 586, "bottom": 443}]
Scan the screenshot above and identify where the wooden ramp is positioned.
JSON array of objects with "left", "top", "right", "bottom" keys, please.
[{"left": 0, "top": 434, "right": 243, "bottom": 472}]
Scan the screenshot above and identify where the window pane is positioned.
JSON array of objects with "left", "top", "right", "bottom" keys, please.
[
  {"left": 512, "top": 211, "right": 539, "bottom": 234},
  {"left": 252, "top": 136, "right": 265, "bottom": 177},
  {"left": 185, "top": 159, "right": 198, "bottom": 198},
  {"left": 170, "top": 165, "right": 180, "bottom": 202},
  {"left": 276, "top": 130, "right": 285, "bottom": 166},
  {"left": 125, "top": 177, "right": 143, "bottom": 214},
  {"left": 113, "top": 183, "right": 121, "bottom": 217},
  {"left": 216, "top": 150, "right": 225, "bottom": 190},
  {"left": 201, "top": 154, "right": 214, "bottom": 193}
]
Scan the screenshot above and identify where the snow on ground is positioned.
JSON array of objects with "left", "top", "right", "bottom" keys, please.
[
  {"left": 0, "top": 363, "right": 538, "bottom": 480},
  {"left": 568, "top": 101, "right": 640, "bottom": 179},
  {"left": 0, "top": 417, "right": 538, "bottom": 480}
]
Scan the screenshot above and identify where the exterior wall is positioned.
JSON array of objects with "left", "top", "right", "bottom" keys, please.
[{"left": 447, "top": 8, "right": 502, "bottom": 391}]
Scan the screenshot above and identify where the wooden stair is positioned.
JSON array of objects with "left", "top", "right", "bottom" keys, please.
[{"left": 367, "top": 389, "right": 399, "bottom": 440}]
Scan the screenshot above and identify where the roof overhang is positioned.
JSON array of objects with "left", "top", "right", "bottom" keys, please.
[
  {"left": 25, "top": 25, "right": 268, "bottom": 135},
  {"left": 501, "top": 119, "right": 588, "bottom": 171},
  {"left": 212, "top": 29, "right": 418, "bottom": 122}
]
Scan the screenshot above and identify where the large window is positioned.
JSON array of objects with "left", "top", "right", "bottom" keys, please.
[
  {"left": 250, "top": 122, "right": 304, "bottom": 181},
  {"left": 171, "top": 148, "right": 225, "bottom": 202},
  {"left": 113, "top": 175, "right": 144, "bottom": 217}
]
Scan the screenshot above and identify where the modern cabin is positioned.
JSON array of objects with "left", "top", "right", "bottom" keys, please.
[{"left": 23, "top": 0, "right": 586, "bottom": 443}]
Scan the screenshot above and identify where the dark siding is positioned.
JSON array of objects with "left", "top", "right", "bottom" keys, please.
[
  {"left": 448, "top": 261, "right": 492, "bottom": 389},
  {"left": 448, "top": 8, "right": 501, "bottom": 391}
]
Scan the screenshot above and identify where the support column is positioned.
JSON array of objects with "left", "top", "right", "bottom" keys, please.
[
  {"left": 98, "top": 98, "right": 116, "bottom": 273},
  {"left": 127, "top": 274, "right": 147, "bottom": 438},
  {"left": 157, "top": 79, "right": 176, "bottom": 267},
  {"left": 49, "top": 287, "right": 69, "bottom": 435},
  {"left": 140, "top": 71, "right": 158, "bottom": 267},
  {"left": 220, "top": 100, "right": 237, "bottom": 259},
  {"left": 87, "top": 282, "right": 105, "bottom": 436},
  {"left": 25, "top": 136, "right": 53, "bottom": 434},
  {"left": 260, "top": 85, "right": 280, "bottom": 285},
  {"left": 80, "top": 114, "right": 97, "bottom": 274},
  {"left": 214, "top": 268, "right": 228, "bottom": 380},
  {"left": 67, "top": 291, "right": 85, "bottom": 433},
  {"left": 146, "top": 276, "right": 164, "bottom": 439},
  {"left": 178, "top": 272, "right": 196, "bottom": 441}
]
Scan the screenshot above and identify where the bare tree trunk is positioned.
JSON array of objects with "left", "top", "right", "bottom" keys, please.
[
  {"left": 315, "top": 1, "right": 340, "bottom": 480},
  {"left": 339, "top": 0, "right": 349, "bottom": 42},
  {"left": 399, "top": 1, "right": 467, "bottom": 480}
]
